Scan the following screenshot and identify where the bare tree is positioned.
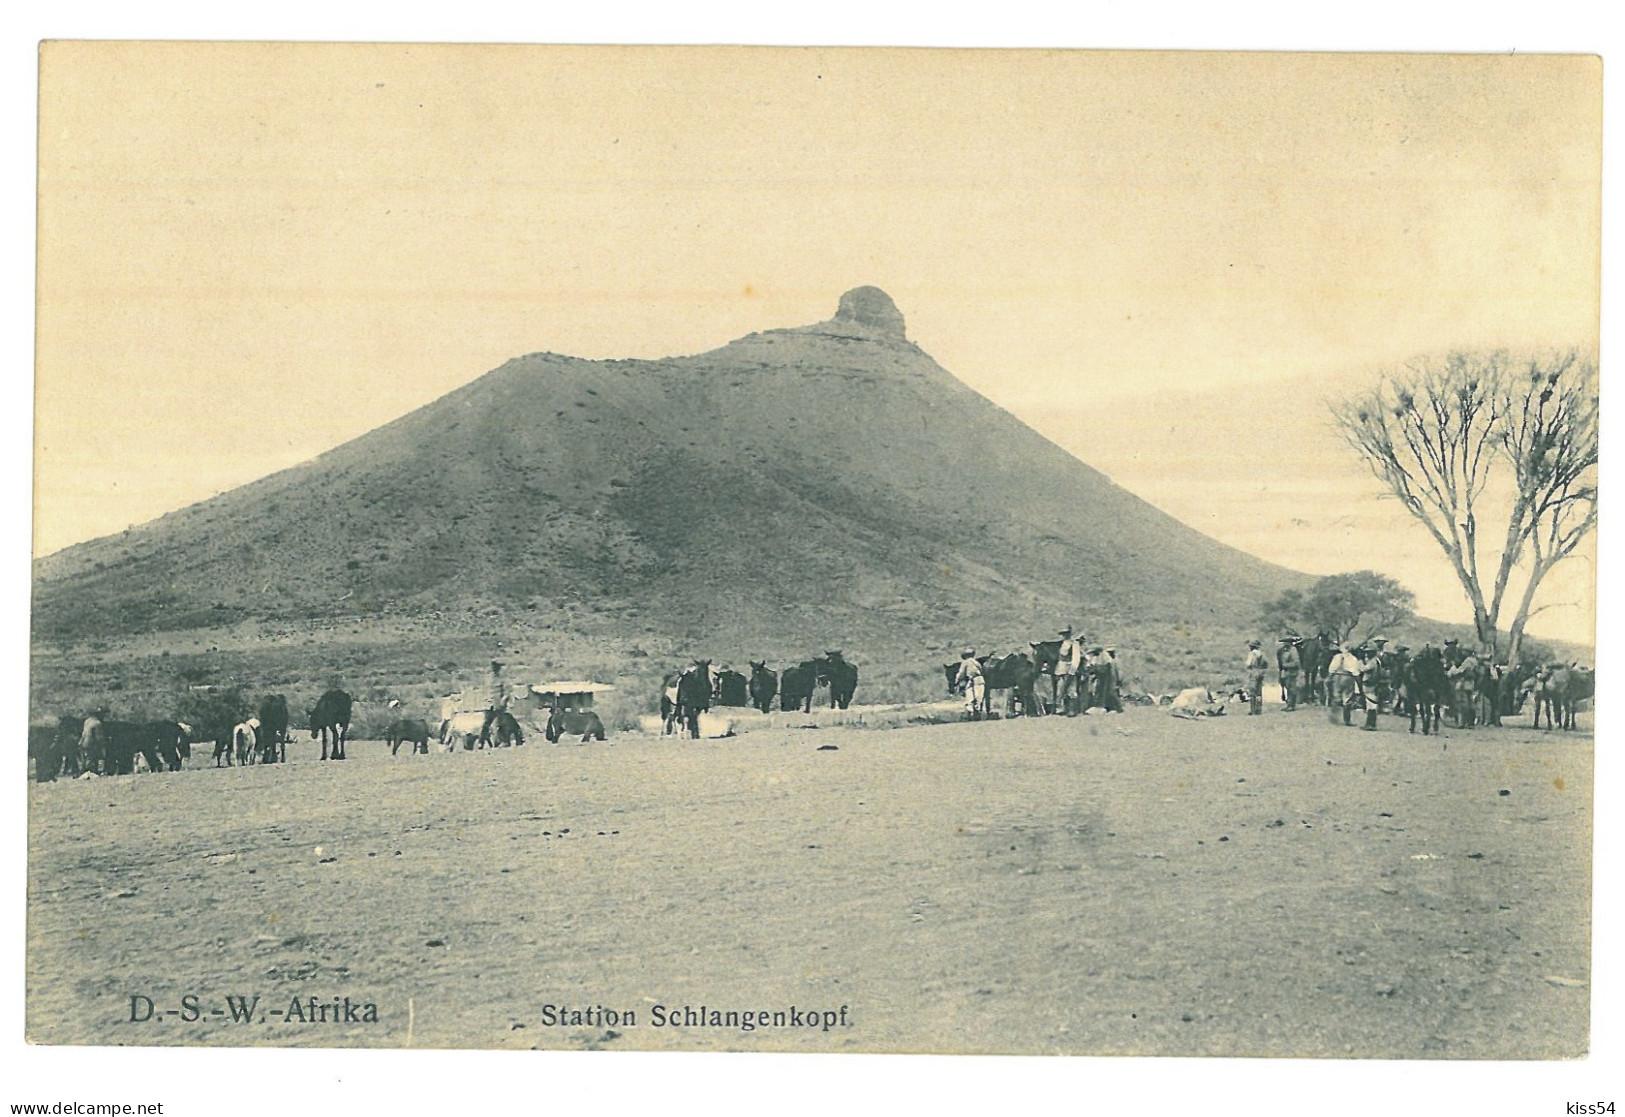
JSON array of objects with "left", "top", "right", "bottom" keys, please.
[{"left": 1331, "top": 351, "right": 1597, "bottom": 667}]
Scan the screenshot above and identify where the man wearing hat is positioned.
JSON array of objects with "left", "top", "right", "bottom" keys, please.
[
  {"left": 1244, "top": 639, "right": 1269, "bottom": 715},
  {"left": 1056, "top": 626, "right": 1084, "bottom": 716},
  {"left": 1441, "top": 637, "right": 1464, "bottom": 671},
  {"left": 480, "top": 659, "right": 510, "bottom": 747},
  {"left": 1275, "top": 636, "right": 1301, "bottom": 711},
  {"left": 955, "top": 648, "right": 986, "bottom": 720},
  {"left": 1325, "top": 642, "right": 1363, "bottom": 726}
]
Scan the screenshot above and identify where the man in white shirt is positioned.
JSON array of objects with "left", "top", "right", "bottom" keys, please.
[
  {"left": 955, "top": 649, "right": 986, "bottom": 720},
  {"left": 1325, "top": 643, "right": 1363, "bottom": 726}
]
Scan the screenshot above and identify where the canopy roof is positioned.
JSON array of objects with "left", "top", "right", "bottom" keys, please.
[{"left": 528, "top": 681, "right": 617, "bottom": 695}]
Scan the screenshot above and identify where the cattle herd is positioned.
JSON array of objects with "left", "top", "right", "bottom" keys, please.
[{"left": 659, "top": 652, "right": 860, "bottom": 738}]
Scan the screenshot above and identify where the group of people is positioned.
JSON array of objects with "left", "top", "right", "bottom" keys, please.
[
  {"left": 951, "top": 625, "right": 1123, "bottom": 718},
  {"left": 1251, "top": 633, "right": 1422, "bottom": 726},
  {"left": 1247, "top": 632, "right": 1572, "bottom": 732}
]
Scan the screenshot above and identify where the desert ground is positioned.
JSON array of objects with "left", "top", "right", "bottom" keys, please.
[{"left": 26, "top": 703, "right": 1591, "bottom": 1057}]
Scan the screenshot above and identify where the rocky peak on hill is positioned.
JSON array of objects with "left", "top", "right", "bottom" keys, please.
[{"left": 834, "top": 286, "right": 907, "bottom": 337}]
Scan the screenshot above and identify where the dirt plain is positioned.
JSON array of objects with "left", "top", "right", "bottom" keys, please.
[{"left": 26, "top": 704, "right": 1591, "bottom": 1058}]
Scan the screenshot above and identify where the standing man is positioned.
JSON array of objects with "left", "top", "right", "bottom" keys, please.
[
  {"left": 480, "top": 659, "right": 509, "bottom": 746},
  {"left": 955, "top": 648, "right": 986, "bottom": 720},
  {"left": 1244, "top": 640, "right": 1269, "bottom": 715},
  {"left": 1325, "top": 643, "right": 1362, "bottom": 726},
  {"left": 1098, "top": 647, "right": 1124, "bottom": 713},
  {"left": 1057, "top": 626, "right": 1084, "bottom": 716},
  {"left": 1276, "top": 636, "right": 1301, "bottom": 711}
]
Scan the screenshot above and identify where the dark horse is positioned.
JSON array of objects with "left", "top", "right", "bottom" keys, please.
[
  {"left": 1403, "top": 646, "right": 1448, "bottom": 736},
  {"left": 257, "top": 695, "right": 291, "bottom": 763},
  {"left": 484, "top": 709, "right": 525, "bottom": 748},
  {"left": 993, "top": 652, "right": 1038, "bottom": 716},
  {"left": 308, "top": 689, "right": 352, "bottom": 760},
  {"left": 714, "top": 669, "right": 750, "bottom": 708},
  {"left": 675, "top": 661, "right": 714, "bottom": 739},
  {"left": 545, "top": 709, "right": 606, "bottom": 743},
  {"left": 814, "top": 652, "right": 858, "bottom": 710},
  {"left": 387, "top": 718, "right": 431, "bottom": 755},
  {"left": 1298, "top": 634, "right": 1329, "bottom": 704},
  {"left": 780, "top": 661, "right": 818, "bottom": 714},
  {"left": 747, "top": 661, "right": 778, "bottom": 714},
  {"left": 1028, "top": 640, "right": 1062, "bottom": 714}
]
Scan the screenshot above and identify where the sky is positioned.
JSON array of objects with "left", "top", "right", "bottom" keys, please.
[{"left": 33, "top": 45, "right": 1599, "bottom": 644}]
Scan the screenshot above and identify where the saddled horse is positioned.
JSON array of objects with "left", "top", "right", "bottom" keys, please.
[
  {"left": 1402, "top": 646, "right": 1448, "bottom": 736},
  {"left": 1029, "top": 640, "right": 1062, "bottom": 714},
  {"left": 984, "top": 652, "right": 1039, "bottom": 716},
  {"left": 308, "top": 689, "right": 352, "bottom": 760},
  {"left": 780, "top": 661, "right": 818, "bottom": 714},
  {"left": 814, "top": 652, "right": 858, "bottom": 710},
  {"left": 747, "top": 661, "right": 777, "bottom": 714},
  {"left": 545, "top": 708, "right": 606, "bottom": 743}
]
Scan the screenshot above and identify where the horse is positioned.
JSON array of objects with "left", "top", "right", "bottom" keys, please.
[
  {"left": 545, "top": 708, "right": 606, "bottom": 743},
  {"left": 100, "top": 720, "right": 166, "bottom": 775},
  {"left": 747, "top": 661, "right": 778, "bottom": 714},
  {"left": 1298, "top": 634, "right": 1329, "bottom": 704},
  {"left": 1563, "top": 666, "right": 1595, "bottom": 730},
  {"left": 1527, "top": 665, "right": 1591, "bottom": 731},
  {"left": 486, "top": 709, "right": 525, "bottom": 748},
  {"left": 51, "top": 715, "right": 84, "bottom": 778},
  {"left": 1402, "top": 647, "right": 1448, "bottom": 736},
  {"left": 659, "top": 672, "right": 683, "bottom": 735},
  {"left": 983, "top": 651, "right": 1039, "bottom": 716},
  {"left": 29, "top": 723, "right": 62, "bottom": 782},
  {"left": 714, "top": 669, "right": 750, "bottom": 708},
  {"left": 308, "top": 689, "right": 352, "bottom": 760},
  {"left": 232, "top": 720, "right": 259, "bottom": 766},
  {"left": 140, "top": 721, "right": 188, "bottom": 771},
  {"left": 440, "top": 710, "right": 485, "bottom": 751},
  {"left": 780, "top": 661, "right": 818, "bottom": 714},
  {"left": 814, "top": 652, "right": 858, "bottom": 710},
  {"left": 675, "top": 662, "right": 714, "bottom": 739},
  {"left": 1028, "top": 640, "right": 1063, "bottom": 714},
  {"left": 256, "top": 695, "right": 290, "bottom": 763},
  {"left": 387, "top": 718, "right": 431, "bottom": 755}
]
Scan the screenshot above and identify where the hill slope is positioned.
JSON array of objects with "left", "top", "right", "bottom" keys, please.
[{"left": 32, "top": 288, "right": 1304, "bottom": 702}]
